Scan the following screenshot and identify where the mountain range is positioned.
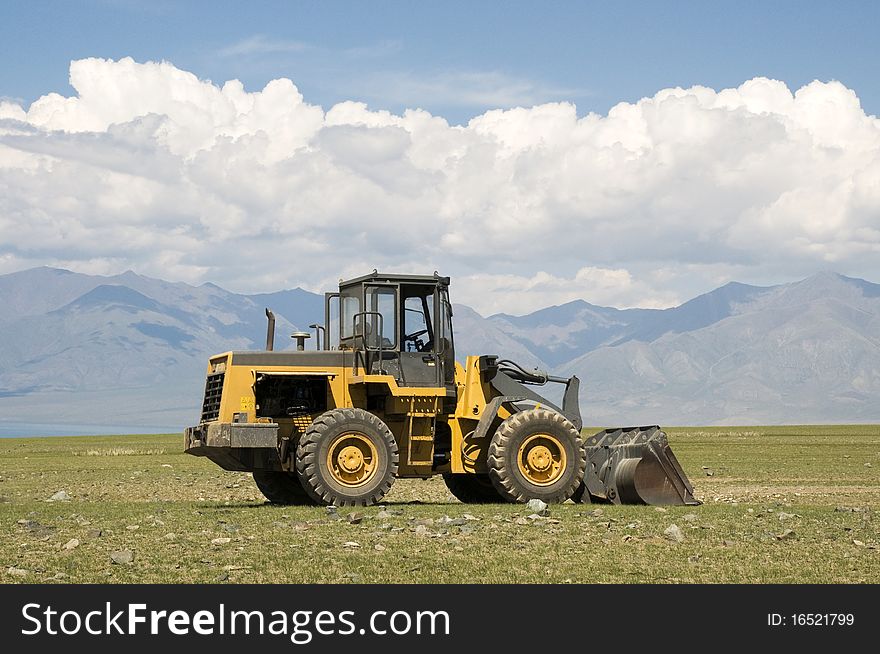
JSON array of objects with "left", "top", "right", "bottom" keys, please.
[{"left": 0, "top": 267, "right": 878, "bottom": 434}]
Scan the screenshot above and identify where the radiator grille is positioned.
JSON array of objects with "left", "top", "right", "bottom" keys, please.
[{"left": 200, "top": 372, "right": 225, "bottom": 422}]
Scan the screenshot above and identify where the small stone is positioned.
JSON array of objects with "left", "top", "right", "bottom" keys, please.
[
  {"left": 347, "top": 512, "right": 364, "bottom": 524},
  {"left": 211, "top": 537, "right": 231, "bottom": 545},
  {"left": 326, "top": 505, "right": 338, "bottom": 515},
  {"left": 216, "top": 572, "right": 229, "bottom": 582},
  {"left": 589, "top": 508, "right": 604, "bottom": 517},
  {"left": 775, "top": 529, "right": 796, "bottom": 541},
  {"left": 164, "top": 533, "right": 176, "bottom": 540},
  {"left": 376, "top": 510, "right": 393, "bottom": 519},
  {"left": 526, "top": 498, "right": 549, "bottom": 516},
  {"left": 47, "top": 490, "right": 71, "bottom": 502},
  {"left": 341, "top": 541, "right": 361, "bottom": 549},
  {"left": 161, "top": 464, "right": 173, "bottom": 468},
  {"left": 777, "top": 512, "right": 795, "bottom": 521},
  {"left": 414, "top": 524, "right": 430, "bottom": 536},
  {"left": 458, "top": 525, "right": 475, "bottom": 535},
  {"left": 437, "top": 516, "right": 467, "bottom": 526},
  {"left": 110, "top": 550, "right": 133, "bottom": 565},
  {"left": 462, "top": 514, "right": 480, "bottom": 521},
  {"left": 87, "top": 529, "right": 103, "bottom": 539},
  {"left": 374, "top": 543, "right": 386, "bottom": 552},
  {"left": 6, "top": 567, "right": 28, "bottom": 578},
  {"left": 682, "top": 513, "right": 699, "bottom": 522},
  {"left": 865, "top": 463, "right": 873, "bottom": 468},
  {"left": 62, "top": 538, "right": 80, "bottom": 551},
  {"left": 722, "top": 540, "right": 735, "bottom": 547},
  {"left": 126, "top": 525, "right": 140, "bottom": 531},
  {"left": 413, "top": 518, "right": 434, "bottom": 526},
  {"left": 49, "top": 572, "right": 68, "bottom": 580},
  {"left": 514, "top": 517, "right": 529, "bottom": 526},
  {"left": 654, "top": 507, "right": 667, "bottom": 513},
  {"left": 663, "top": 524, "right": 685, "bottom": 543},
  {"left": 853, "top": 539, "right": 865, "bottom": 547}
]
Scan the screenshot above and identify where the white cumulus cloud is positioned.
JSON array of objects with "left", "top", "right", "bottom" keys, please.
[{"left": 1, "top": 57, "right": 879, "bottom": 315}]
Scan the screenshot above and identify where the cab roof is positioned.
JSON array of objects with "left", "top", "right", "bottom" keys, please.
[{"left": 339, "top": 271, "right": 450, "bottom": 288}]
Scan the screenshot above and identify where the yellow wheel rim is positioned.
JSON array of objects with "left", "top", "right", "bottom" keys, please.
[
  {"left": 327, "top": 433, "right": 378, "bottom": 487},
  {"left": 517, "top": 433, "right": 566, "bottom": 486}
]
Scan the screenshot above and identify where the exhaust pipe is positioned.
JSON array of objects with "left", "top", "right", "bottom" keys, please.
[{"left": 265, "top": 308, "right": 275, "bottom": 351}]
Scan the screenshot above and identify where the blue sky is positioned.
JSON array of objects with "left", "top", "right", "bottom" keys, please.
[
  {"left": 2, "top": 1, "right": 880, "bottom": 313},
  {"left": 1, "top": 0, "right": 878, "bottom": 124}
]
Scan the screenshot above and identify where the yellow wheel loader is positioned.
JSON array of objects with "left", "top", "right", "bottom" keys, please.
[{"left": 184, "top": 272, "right": 699, "bottom": 507}]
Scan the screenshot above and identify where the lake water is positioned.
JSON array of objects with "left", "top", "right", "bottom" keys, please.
[{"left": 0, "top": 422, "right": 180, "bottom": 437}]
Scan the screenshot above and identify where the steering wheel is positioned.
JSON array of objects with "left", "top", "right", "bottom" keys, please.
[{"left": 404, "top": 328, "right": 429, "bottom": 351}]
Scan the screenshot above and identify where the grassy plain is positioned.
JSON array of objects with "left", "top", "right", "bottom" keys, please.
[{"left": 0, "top": 425, "right": 877, "bottom": 583}]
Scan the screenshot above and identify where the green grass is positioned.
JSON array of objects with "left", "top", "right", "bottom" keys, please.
[{"left": 1, "top": 425, "right": 878, "bottom": 584}]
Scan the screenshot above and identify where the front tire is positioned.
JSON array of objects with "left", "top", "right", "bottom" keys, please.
[
  {"left": 252, "top": 470, "right": 316, "bottom": 505},
  {"left": 487, "top": 408, "right": 586, "bottom": 503},
  {"left": 295, "top": 408, "right": 398, "bottom": 506}
]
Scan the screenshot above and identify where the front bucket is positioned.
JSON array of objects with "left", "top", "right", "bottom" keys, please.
[{"left": 580, "top": 426, "right": 700, "bottom": 505}]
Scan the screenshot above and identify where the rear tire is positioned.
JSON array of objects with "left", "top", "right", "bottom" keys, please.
[
  {"left": 487, "top": 408, "right": 586, "bottom": 503},
  {"left": 295, "top": 408, "right": 398, "bottom": 506},
  {"left": 443, "top": 472, "right": 505, "bottom": 503},
  {"left": 252, "top": 470, "right": 316, "bottom": 505}
]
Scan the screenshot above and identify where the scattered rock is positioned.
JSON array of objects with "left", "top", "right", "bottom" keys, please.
[
  {"left": 62, "top": 538, "right": 80, "bottom": 551},
  {"left": 458, "top": 525, "right": 476, "bottom": 535},
  {"left": 87, "top": 529, "right": 103, "bottom": 539},
  {"left": 374, "top": 543, "right": 386, "bottom": 552},
  {"left": 342, "top": 572, "right": 363, "bottom": 583},
  {"left": 347, "top": 512, "right": 364, "bottom": 525},
  {"left": 722, "top": 540, "right": 735, "bottom": 547},
  {"left": 326, "top": 505, "right": 338, "bottom": 515},
  {"left": 341, "top": 541, "right": 361, "bottom": 549},
  {"left": 865, "top": 463, "right": 873, "bottom": 468},
  {"left": 126, "top": 525, "right": 140, "bottom": 531},
  {"left": 164, "top": 533, "right": 176, "bottom": 540},
  {"left": 526, "top": 499, "right": 549, "bottom": 516},
  {"left": 110, "top": 550, "right": 133, "bottom": 565},
  {"left": 216, "top": 572, "right": 229, "bottom": 582},
  {"left": 211, "top": 537, "right": 231, "bottom": 545},
  {"left": 514, "top": 517, "right": 529, "bottom": 526},
  {"left": 292, "top": 522, "right": 310, "bottom": 532},
  {"left": 6, "top": 567, "right": 28, "bottom": 578},
  {"left": 413, "top": 518, "right": 434, "bottom": 526},
  {"left": 589, "top": 508, "right": 604, "bottom": 518},
  {"left": 48, "top": 572, "right": 67, "bottom": 580},
  {"left": 46, "top": 490, "right": 71, "bottom": 502},
  {"left": 376, "top": 510, "right": 394, "bottom": 519},
  {"left": 437, "top": 516, "right": 467, "bottom": 526},
  {"left": 777, "top": 512, "right": 796, "bottom": 522},
  {"left": 682, "top": 513, "right": 699, "bottom": 523},
  {"left": 462, "top": 514, "right": 480, "bottom": 521},
  {"left": 853, "top": 539, "right": 865, "bottom": 547},
  {"left": 663, "top": 524, "right": 685, "bottom": 543},
  {"left": 775, "top": 529, "right": 796, "bottom": 541},
  {"left": 414, "top": 524, "right": 430, "bottom": 536}
]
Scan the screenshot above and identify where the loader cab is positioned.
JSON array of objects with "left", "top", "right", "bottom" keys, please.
[{"left": 326, "top": 272, "right": 455, "bottom": 391}]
